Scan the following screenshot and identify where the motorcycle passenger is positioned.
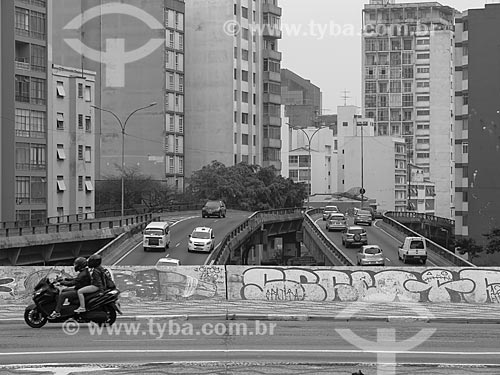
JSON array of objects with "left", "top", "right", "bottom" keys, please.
[
  {"left": 74, "top": 254, "right": 105, "bottom": 313},
  {"left": 48, "top": 257, "right": 91, "bottom": 319}
]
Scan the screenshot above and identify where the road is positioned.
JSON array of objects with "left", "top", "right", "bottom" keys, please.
[
  {"left": 1, "top": 320, "right": 499, "bottom": 370},
  {"left": 316, "top": 214, "right": 434, "bottom": 267},
  {"left": 116, "top": 210, "right": 251, "bottom": 266}
]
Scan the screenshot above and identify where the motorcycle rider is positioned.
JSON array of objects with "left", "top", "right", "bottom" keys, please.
[
  {"left": 48, "top": 257, "right": 91, "bottom": 319},
  {"left": 74, "top": 254, "right": 105, "bottom": 313}
]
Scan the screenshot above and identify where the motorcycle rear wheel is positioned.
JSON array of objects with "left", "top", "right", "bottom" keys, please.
[
  {"left": 98, "top": 305, "right": 117, "bottom": 327},
  {"left": 24, "top": 306, "right": 48, "bottom": 328}
]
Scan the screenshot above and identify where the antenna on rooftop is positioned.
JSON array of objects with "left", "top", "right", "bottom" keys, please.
[{"left": 341, "top": 89, "right": 351, "bottom": 106}]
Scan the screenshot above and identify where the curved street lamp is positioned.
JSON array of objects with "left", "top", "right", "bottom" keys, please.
[
  {"left": 290, "top": 125, "right": 328, "bottom": 208},
  {"left": 91, "top": 102, "right": 157, "bottom": 221}
]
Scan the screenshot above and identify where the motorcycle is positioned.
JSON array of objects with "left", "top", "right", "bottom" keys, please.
[{"left": 24, "top": 273, "right": 122, "bottom": 328}]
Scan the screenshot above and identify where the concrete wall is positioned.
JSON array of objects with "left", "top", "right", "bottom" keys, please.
[{"left": 1, "top": 266, "right": 500, "bottom": 305}]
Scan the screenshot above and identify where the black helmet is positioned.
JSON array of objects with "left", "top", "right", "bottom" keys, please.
[
  {"left": 74, "top": 257, "right": 87, "bottom": 272},
  {"left": 87, "top": 254, "right": 102, "bottom": 268}
]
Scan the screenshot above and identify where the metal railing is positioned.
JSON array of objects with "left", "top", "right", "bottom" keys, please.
[
  {"left": 382, "top": 214, "right": 475, "bottom": 267},
  {"left": 385, "top": 211, "right": 455, "bottom": 227}
]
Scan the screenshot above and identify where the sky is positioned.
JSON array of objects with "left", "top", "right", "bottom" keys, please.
[{"left": 280, "top": 0, "right": 498, "bottom": 113}]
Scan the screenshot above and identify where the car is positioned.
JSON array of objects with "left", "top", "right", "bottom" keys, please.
[
  {"left": 326, "top": 213, "right": 347, "bottom": 231},
  {"left": 322, "top": 205, "right": 340, "bottom": 220},
  {"left": 202, "top": 200, "right": 226, "bottom": 218},
  {"left": 155, "top": 256, "right": 181, "bottom": 267},
  {"left": 188, "top": 227, "right": 215, "bottom": 253},
  {"left": 398, "top": 236, "right": 427, "bottom": 264},
  {"left": 357, "top": 245, "right": 385, "bottom": 266},
  {"left": 354, "top": 209, "right": 373, "bottom": 226},
  {"left": 143, "top": 221, "right": 171, "bottom": 252},
  {"left": 341, "top": 226, "right": 368, "bottom": 248}
]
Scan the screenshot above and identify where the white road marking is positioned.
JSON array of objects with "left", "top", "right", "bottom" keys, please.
[{"left": 113, "top": 216, "right": 198, "bottom": 266}]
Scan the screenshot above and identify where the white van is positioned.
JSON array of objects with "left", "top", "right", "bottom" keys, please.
[{"left": 143, "top": 222, "right": 171, "bottom": 252}]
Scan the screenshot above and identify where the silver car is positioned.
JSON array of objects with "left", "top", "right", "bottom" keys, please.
[
  {"left": 326, "top": 213, "right": 347, "bottom": 231},
  {"left": 357, "top": 245, "right": 385, "bottom": 266},
  {"left": 322, "top": 205, "right": 339, "bottom": 220}
]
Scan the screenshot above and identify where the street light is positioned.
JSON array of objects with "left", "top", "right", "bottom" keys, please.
[
  {"left": 91, "top": 102, "right": 157, "bottom": 221},
  {"left": 290, "top": 125, "right": 327, "bottom": 208}
]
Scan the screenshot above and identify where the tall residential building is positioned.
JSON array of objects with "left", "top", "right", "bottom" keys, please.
[
  {"left": 51, "top": 0, "right": 184, "bottom": 190},
  {"left": 362, "top": 0, "right": 456, "bottom": 217},
  {"left": 454, "top": 4, "right": 500, "bottom": 247},
  {"left": 281, "top": 68, "right": 322, "bottom": 129},
  {"left": 48, "top": 65, "right": 96, "bottom": 218},
  {"left": 185, "top": 0, "right": 282, "bottom": 177},
  {"left": 1, "top": 0, "right": 49, "bottom": 224}
]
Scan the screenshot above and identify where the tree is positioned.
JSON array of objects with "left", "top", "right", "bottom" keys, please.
[
  {"left": 454, "top": 237, "right": 484, "bottom": 262},
  {"left": 484, "top": 228, "right": 500, "bottom": 256}
]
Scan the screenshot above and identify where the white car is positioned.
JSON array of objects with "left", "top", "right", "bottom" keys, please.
[
  {"left": 188, "top": 227, "right": 215, "bottom": 253},
  {"left": 155, "top": 256, "right": 181, "bottom": 267}
]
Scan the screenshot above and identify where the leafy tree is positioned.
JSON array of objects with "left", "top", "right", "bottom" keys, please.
[
  {"left": 484, "top": 228, "right": 500, "bottom": 256},
  {"left": 454, "top": 237, "right": 484, "bottom": 262}
]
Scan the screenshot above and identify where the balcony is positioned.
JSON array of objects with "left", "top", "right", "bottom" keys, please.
[
  {"left": 262, "top": 49, "right": 282, "bottom": 61},
  {"left": 263, "top": 138, "right": 282, "bottom": 148},
  {"left": 262, "top": 3, "right": 282, "bottom": 16},
  {"left": 263, "top": 115, "right": 281, "bottom": 126},
  {"left": 15, "top": 58, "right": 30, "bottom": 71},
  {"left": 263, "top": 71, "right": 281, "bottom": 83},
  {"left": 262, "top": 25, "right": 282, "bottom": 39},
  {"left": 263, "top": 93, "right": 281, "bottom": 105}
]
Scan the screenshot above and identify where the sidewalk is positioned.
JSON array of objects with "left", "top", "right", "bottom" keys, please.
[{"left": 2, "top": 300, "right": 499, "bottom": 323}]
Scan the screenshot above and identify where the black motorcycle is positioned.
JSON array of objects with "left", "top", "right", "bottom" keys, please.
[{"left": 24, "top": 274, "right": 121, "bottom": 328}]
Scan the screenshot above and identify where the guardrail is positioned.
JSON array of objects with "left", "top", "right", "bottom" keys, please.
[
  {"left": 302, "top": 208, "right": 354, "bottom": 266},
  {"left": 206, "top": 208, "right": 304, "bottom": 265},
  {"left": 0, "top": 213, "right": 157, "bottom": 238},
  {"left": 382, "top": 213, "right": 475, "bottom": 267},
  {"left": 385, "top": 211, "right": 455, "bottom": 227}
]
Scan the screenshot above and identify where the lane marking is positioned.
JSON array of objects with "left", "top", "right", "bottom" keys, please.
[
  {"left": 1, "top": 349, "right": 500, "bottom": 356},
  {"left": 113, "top": 216, "right": 198, "bottom": 265}
]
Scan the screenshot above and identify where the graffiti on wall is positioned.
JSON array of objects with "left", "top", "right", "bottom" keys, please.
[
  {"left": 227, "top": 267, "right": 500, "bottom": 304},
  {"left": 0, "top": 266, "right": 226, "bottom": 303}
]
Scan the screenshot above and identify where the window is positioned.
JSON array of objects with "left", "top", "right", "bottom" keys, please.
[
  {"left": 179, "top": 116, "right": 184, "bottom": 133},
  {"left": 462, "top": 166, "right": 469, "bottom": 178},
  {"left": 78, "top": 176, "right": 83, "bottom": 191},
  {"left": 417, "top": 53, "right": 430, "bottom": 59},
  {"left": 242, "top": 28, "right": 249, "bottom": 40},
  {"left": 56, "top": 176, "right": 66, "bottom": 192},
  {"left": 253, "top": 135, "right": 256, "bottom": 145},
  {"left": 242, "top": 70, "right": 249, "bottom": 82},
  {"left": 15, "top": 109, "right": 30, "bottom": 137},
  {"left": 85, "top": 116, "right": 91, "bottom": 132},
  {"left": 77, "top": 114, "right": 83, "bottom": 129},
  {"left": 263, "top": 59, "right": 280, "bottom": 73},
  {"left": 417, "top": 81, "right": 429, "bottom": 88},
  {"left": 84, "top": 86, "right": 91, "bottom": 102},
  {"left": 56, "top": 113, "right": 64, "bottom": 130},
  {"left": 85, "top": 177, "right": 94, "bottom": 192},
  {"left": 463, "top": 191, "right": 468, "bottom": 202},
  {"left": 31, "top": 45, "right": 46, "bottom": 72},
  {"left": 242, "top": 134, "right": 249, "bottom": 145},
  {"left": 242, "top": 49, "right": 249, "bottom": 61},
  {"left": 417, "top": 95, "right": 430, "bottom": 102},
  {"left": 242, "top": 113, "right": 249, "bottom": 124},
  {"left": 77, "top": 83, "right": 83, "bottom": 98},
  {"left": 463, "top": 92, "right": 469, "bottom": 106},
  {"left": 462, "top": 142, "right": 468, "bottom": 154},
  {"left": 402, "top": 94, "right": 413, "bottom": 107},
  {"left": 242, "top": 7, "right": 248, "bottom": 19},
  {"left": 463, "top": 45, "right": 468, "bottom": 56},
  {"left": 242, "top": 91, "right": 249, "bottom": 103},
  {"left": 15, "top": 8, "right": 30, "bottom": 36},
  {"left": 417, "top": 110, "right": 430, "bottom": 116},
  {"left": 417, "top": 67, "right": 430, "bottom": 74},
  {"left": 15, "top": 177, "right": 30, "bottom": 204},
  {"left": 85, "top": 146, "right": 91, "bottom": 162},
  {"left": 56, "top": 81, "right": 65, "bottom": 97},
  {"left": 31, "top": 77, "right": 46, "bottom": 105},
  {"left": 56, "top": 144, "right": 66, "bottom": 160},
  {"left": 15, "top": 75, "right": 30, "bottom": 102},
  {"left": 30, "top": 10, "right": 46, "bottom": 39},
  {"left": 234, "top": 68, "right": 238, "bottom": 80},
  {"left": 78, "top": 145, "right": 83, "bottom": 160}
]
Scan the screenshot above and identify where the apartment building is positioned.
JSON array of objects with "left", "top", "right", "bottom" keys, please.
[
  {"left": 1, "top": 0, "right": 49, "bottom": 224},
  {"left": 454, "top": 4, "right": 500, "bottom": 246},
  {"left": 48, "top": 65, "right": 96, "bottom": 218},
  {"left": 185, "top": 0, "right": 282, "bottom": 177},
  {"left": 51, "top": 0, "right": 181, "bottom": 188},
  {"left": 362, "top": 0, "right": 455, "bottom": 217}
]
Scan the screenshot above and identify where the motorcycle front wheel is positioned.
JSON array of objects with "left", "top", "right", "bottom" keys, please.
[{"left": 24, "top": 306, "right": 48, "bottom": 328}]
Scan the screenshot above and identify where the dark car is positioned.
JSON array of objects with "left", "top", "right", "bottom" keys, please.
[
  {"left": 354, "top": 209, "right": 373, "bottom": 226},
  {"left": 202, "top": 200, "right": 226, "bottom": 218}
]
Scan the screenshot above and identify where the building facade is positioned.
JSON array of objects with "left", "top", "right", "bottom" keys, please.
[
  {"left": 185, "top": 0, "right": 282, "bottom": 178},
  {"left": 454, "top": 4, "right": 500, "bottom": 246},
  {"left": 362, "top": 0, "right": 455, "bottom": 217},
  {"left": 1, "top": 0, "right": 49, "bottom": 224},
  {"left": 48, "top": 65, "right": 96, "bottom": 218},
  {"left": 51, "top": 0, "right": 181, "bottom": 188}
]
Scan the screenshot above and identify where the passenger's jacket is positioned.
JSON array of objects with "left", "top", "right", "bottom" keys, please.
[{"left": 60, "top": 268, "right": 91, "bottom": 290}]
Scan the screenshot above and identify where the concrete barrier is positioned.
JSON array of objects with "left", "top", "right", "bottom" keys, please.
[{"left": 1, "top": 266, "right": 500, "bottom": 306}]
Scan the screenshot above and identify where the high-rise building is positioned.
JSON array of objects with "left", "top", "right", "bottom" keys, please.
[
  {"left": 362, "top": 0, "right": 456, "bottom": 217},
  {"left": 281, "top": 68, "right": 322, "bottom": 129},
  {"left": 1, "top": 0, "right": 49, "bottom": 224},
  {"left": 454, "top": 4, "right": 500, "bottom": 247},
  {"left": 48, "top": 65, "right": 96, "bottom": 219},
  {"left": 51, "top": 0, "right": 184, "bottom": 190},
  {"left": 184, "top": 0, "right": 282, "bottom": 177}
]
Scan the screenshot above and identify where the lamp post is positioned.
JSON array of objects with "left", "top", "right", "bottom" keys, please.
[
  {"left": 91, "top": 102, "right": 157, "bottom": 221},
  {"left": 291, "top": 125, "right": 327, "bottom": 208}
]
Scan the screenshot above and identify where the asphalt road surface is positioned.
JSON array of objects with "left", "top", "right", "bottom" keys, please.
[
  {"left": 1, "top": 320, "right": 499, "bottom": 370},
  {"left": 116, "top": 210, "right": 251, "bottom": 266}
]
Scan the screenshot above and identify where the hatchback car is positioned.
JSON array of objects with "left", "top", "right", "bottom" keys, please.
[
  {"left": 202, "top": 200, "right": 226, "bottom": 218},
  {"left": 188, "top": 227, "right": 215, "bottom": 252},
  {"left": 357, "top": 245, "right": 385, "bottom": 266},
  {"left": 354, "top": 209, "right": 373, "bottom": 226},
  {"left": 322, "top": 205, "right": 340, "bottom": 220},
  {"left": 341, "top": 226, "right": 368, "bottom": 248},
  {"left": 326, "top": 213, "right": 347, "bottom": 231},
  {"left": 155, "top": 256, "right": 181, "bottom": 267}
]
